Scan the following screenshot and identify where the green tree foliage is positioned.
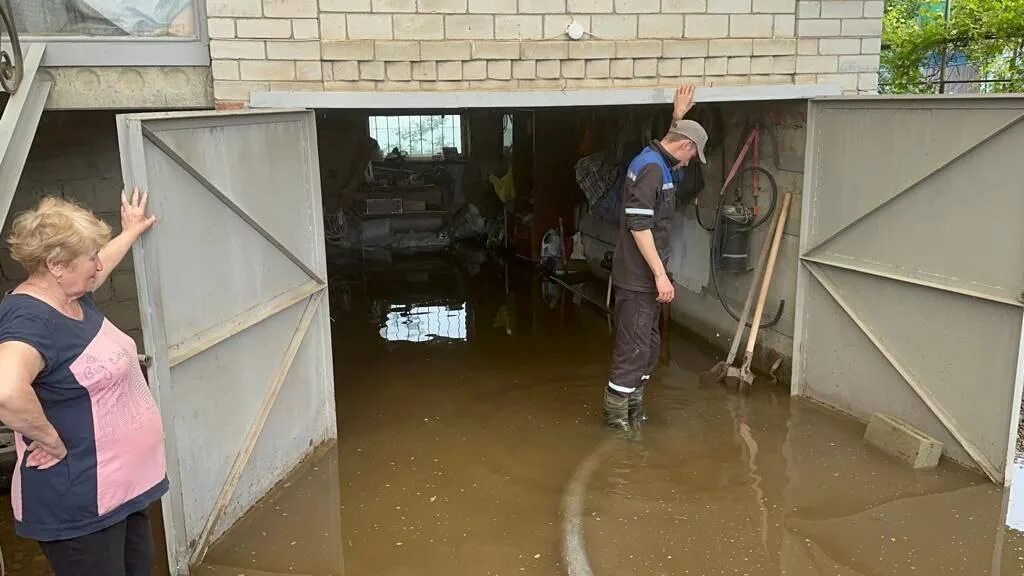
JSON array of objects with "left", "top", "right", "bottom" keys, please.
[{"left": 881, "top": 0, "right": 1024, "bottom": 92}]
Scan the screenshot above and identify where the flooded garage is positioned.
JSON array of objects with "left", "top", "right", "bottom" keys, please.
[{"left": 200, "top": 255, "right": 1024, "bottom": 575}]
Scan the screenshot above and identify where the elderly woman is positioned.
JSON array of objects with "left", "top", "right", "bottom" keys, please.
[{"left": 0, "top": 190, "right": 163, "bottom": 575}]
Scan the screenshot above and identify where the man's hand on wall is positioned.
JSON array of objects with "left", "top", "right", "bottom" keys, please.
[{"left": 673, "top": 85, "right": 696, "bottom": 121}]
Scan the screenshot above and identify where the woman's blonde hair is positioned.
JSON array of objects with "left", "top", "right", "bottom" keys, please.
[{"left": 7, "top": 196, "right": 112, "bottom": 273}]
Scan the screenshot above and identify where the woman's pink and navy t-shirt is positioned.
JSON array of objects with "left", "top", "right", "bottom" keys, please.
[{"left": 0, "top": 292, "right": 167, "bottom": 542}]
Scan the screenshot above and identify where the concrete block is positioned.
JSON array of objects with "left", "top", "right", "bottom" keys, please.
[
  {"left": 858, "top": 71, "right": 878, "bottom": 91},
  {"left": 413, "top": 61, "right": 438, "bottom": 80},
  {"left": 569, "top": 0, "right": 613, "bottom": 12},
  {"left": 592, "top": 15, "right": 638, "bottom": 40},
  {"left": 422, "top": 41, "right": 471, "bottom": 60},
  {"left": 710, "top": 39, "right": 753, "bottom": 56},
  {"left": 709, "top": 0, "right": 751, "bottom": 12},
  {"left": 773, "top": 54, "right": 796, "bottom": 73},
  {"left": 469, "top": 79, "right": 515, "bottom": 88},
  {"left": 863, "top": 1, "right": 884, "bottom": 17},
  {"left": 213, "top": 80, "right": 269, "bottom": 101},
  {"left": 519, "top": 0, "right": 566, "bottom": 12},
  {"left": 754, "top": 38, "right": 796, "bottom": 55},
  {"left": 522, "top": 41, "right": 569, "bottom": 59},
  {"left": 616, "top": 40, "right": 661, "bottom": 58},
  {"left": 324, "top": 80, "right": 377, "bottom": 90},
  {"left": 374, "top": 0, "right": 417, "bottom": 10},
  {"left": 586, "top": 59, "right": 611, "bottom": 78},
  {"left": 728, "top": 56, "right": 751, "bottom": 74},
  {"left": 794, "top": 73, "right": 816, "bottom": 83},
  {"left": 610, "top": 58, "right": 634, "bottom": 78},
  {"left": 419, "top": 0, "right": 468, "bottom": 12},
  {"left": 569, "top": 40, "right": 616, "bottom": 59},
  {"left": 861, "top": 37, "right": 881, "bottom": 54},
  {"left": 663, "top": 0, "right": 707, "bottom": 11},
  {"left": 664, "top": 39, "right": 708, "bottom": 57},
  {"left": 634, "top": 58, "right": 658, "bottom": 76},
  {"left": 495, "top": 16, "right": 544, "bottom": 40},
  {"left": 207, "top": 0, "right": 262, "bottom": 17},
  {"left": 240, "top": 60, "right": 296, "bottom": 81},
  {"left": 463, "top": 60, "right": 488, "bottom": 79},
  {"left": 210, "top": 40, "right": 266, "bottom": 60},
  {"left": 112, "top": 273, "right": 138, "bottom": 302},
  {"left": 565, "top": 79, "right": 613, "bottom": 89},
  {"left": 263, "top": 0, "right": 318, "bottom": 18},
  {"left": 296, "top": 60, "right": 324, "bottom": 80},
  {"left": 685, "top": 15, "right": 729, "bottom": 38},
  {"left": 322, "top": 40, "right": 375, "bottom": 60},
  {"left": 319, "top": 14, "right": 347, "bottom": 40},
  {"left": 797, "top": 0, "right": 820, "bottom": 16},
  {"left": 376, "top": 41, "right": 421, "bottom": 60},
  {"left": 750, "top": 55, "right": 774, "bottom": 74},
  {"left": 266, "top": 40, "right": 321, "bottom": 60},
  {"left": 818, "top": 38, "right": 860, "bottom": 54},
  {"left": 658, "top": 58, "right": 681, "bottom": 76},
  {"left": 680, "top": 57, "right": 705, "bottom": 76},
  {"left": 473, "top": 40, "right": 520, "bottom": 59},
  {"left": 471, "top": 0, "right": 517, "bottom": 12},
  {"left": 346, "top": 14, "right": 393, "bottom": 39},
  {"left": 103, "top": 301, "right": 142, "bottom": 333},
  {"left": 322, "top": 62, "right": 335, "bottom": 80},
  {"left": 796, "top": 54, "right": 837, "bottom": 73},
  {"left": 212, "top": 60, "right": 241, "bottom": 80},
  {"left": 446, "top": 15, "right": 495, "bottom": 39},
  {"left": 730, "top": 15, "right": 775, "bottom": 38},
  {"left": 817, "top": 72, "right": 858, "bottom": 90},
  {"left": 561, "top": 59, "right": 586, "bottom": 78},
  {"left": 775, "top": 15, "right": 796, "bottom": 36},
  {"left": 375, "top": 80, "right": 422, "bottom": 90},
  {"left": 798, "top": 18, "right": 840, "bottom": 36},
  {"left": 639, "top": 14, "right": 684, "bottom": 39},
  {"left": 387, "top": 61, "right": 413, "bottom": 80},
  {"left": 537, "top": 59, "right": 562, "bottom": 78},
  {"left": 488, "top": 60, "right": 513, "bottom": 79},
  {"left": 514, "top": 60, "right": 538, "bottom": 79},
  {"left": 207, "top": 18, "right": 236, "bottom": 39},
  {"left": 616, "top": 0, "right": 660, "bottom": 12},
  {"left": 519, "top": 79, "right": 566, "bottom": 88},
  {"left": 798, "top": 38, "right": 818, "bottom": 54},
  {"left": 333, "top": 61, "right": 361, "bottom": 80},
  {"left": 360, "top": 61, "right": 387, "bottom": 80},
  {"left": 820, "top": 0, "right": 863, "bottom": 18},
  {"left": 753, "top": 0, "right": 796, "bottom": 12},
  {"left": 842, "top": 18, "right": 883, "bottom": 37},
  {"left": 394, "top": 15, "right": 445, "bottom": 39},
  {"left": 437, "top": 60, "right": 464, "bottom": 80},
  {"left": 864, "top": 413, "right": 943, "bottom": 469},
  {"left": 838, "top": 53, "right": 878, "bottom": 72},
  {"left": 712, "top": 74, "right": 750, "bottom": 85},
  {"left": 705, "top": 56, "right": 728, "bottom": 75},
  {"left": 293, "top": 19, "right": 320, "bottom": 39},
  {"left": 93, "top": 279, "right": 113, "bottom": 304},
  {"left": 321, "top": 0, "right": 371, "bottom": 9}
]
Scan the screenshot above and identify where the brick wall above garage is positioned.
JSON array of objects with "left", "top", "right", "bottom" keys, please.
[{"left": 206, "top": 0, "right": 882, "bottom": 104}]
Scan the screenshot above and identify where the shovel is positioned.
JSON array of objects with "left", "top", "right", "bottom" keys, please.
[
  {"left": 699, "top": 192, "right": 785, "bottom": 387},
  {"left": 735, "top": 192, "right": 792, "bottom": 391}
]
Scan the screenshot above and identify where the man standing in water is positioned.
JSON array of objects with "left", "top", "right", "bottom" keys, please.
[{"left": 605, "top": 85, "right": 708, "bottom": 432}]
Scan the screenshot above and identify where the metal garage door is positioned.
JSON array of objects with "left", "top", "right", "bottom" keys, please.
[
  {"left": 117, "top": 110, "right": 335, "bottom": 574},
  {"left": 793, "top": 96, "right": 1024, "bottom": 484}
]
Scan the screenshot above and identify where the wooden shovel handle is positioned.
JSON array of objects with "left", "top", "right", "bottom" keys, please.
[{"left": 744, "top": 192, "right": 792, "bottom": 358}]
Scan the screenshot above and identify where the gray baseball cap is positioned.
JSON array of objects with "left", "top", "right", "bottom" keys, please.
[{"left": 669, "top": 119, "right": 708, "bottom": 164}]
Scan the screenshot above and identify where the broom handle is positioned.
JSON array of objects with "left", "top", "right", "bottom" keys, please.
[
  {"left": 725, "top": 197, "right": 784, "bottom": 364},
  {"left": 744, "top": 193, "right": 792, "bottom": 358}
]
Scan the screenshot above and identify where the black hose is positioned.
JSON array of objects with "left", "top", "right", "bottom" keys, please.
[{"left": 709, "top": 166, "right": 784, "bottom": 329}]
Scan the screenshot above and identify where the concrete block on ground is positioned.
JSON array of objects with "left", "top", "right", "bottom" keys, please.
[{"left": 864, "top": 413, "right": 943, "bottom": 469}]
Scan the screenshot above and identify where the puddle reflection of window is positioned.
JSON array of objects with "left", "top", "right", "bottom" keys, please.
[
  {"left": 1008, "top": 461, "right": 1024, "bottom": 533},
  {"left": 13, "top": 1, "right": 196, "bottom": 37},
  {"left": 380, "top": 303, "right": 468, "bottom": 343}
]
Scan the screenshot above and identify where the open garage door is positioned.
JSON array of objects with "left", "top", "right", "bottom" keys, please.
[
  {"left": 117, "top": 110, "right": 336, "bottom": 574},
  {"left": 793, "top": 96, "right": 1024, "bottom": 484}
]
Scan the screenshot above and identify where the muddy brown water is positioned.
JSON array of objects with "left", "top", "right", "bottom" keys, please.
[{"left": 2, "top": 254, "right": 1023, "bottom": 575}]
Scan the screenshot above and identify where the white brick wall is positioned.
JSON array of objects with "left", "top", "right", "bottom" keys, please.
[{"left": 206, "top": 0, "right": 882, "bottom": 103}]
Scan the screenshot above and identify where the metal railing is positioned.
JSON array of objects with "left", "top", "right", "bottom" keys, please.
[{"left": 0, "top": 0, "right": 23, "bottom": 94}]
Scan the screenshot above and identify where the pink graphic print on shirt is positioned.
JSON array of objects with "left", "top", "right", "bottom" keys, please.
[{"left": 70, "top": 320, "right": 166, "bottom": 516}]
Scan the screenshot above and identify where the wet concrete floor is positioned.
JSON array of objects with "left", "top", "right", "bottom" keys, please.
[{"left": 2, "top": 253, "right": 1024, "bottom": 575}]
